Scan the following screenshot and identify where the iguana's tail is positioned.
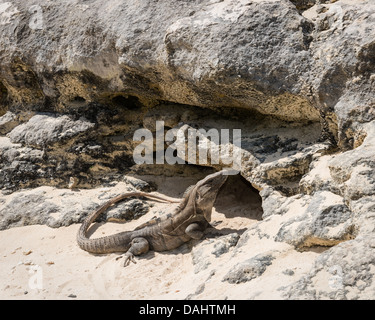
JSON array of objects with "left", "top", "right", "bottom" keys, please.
[{"left": 77, "top": 192, "right": 179, "bottom": 254}]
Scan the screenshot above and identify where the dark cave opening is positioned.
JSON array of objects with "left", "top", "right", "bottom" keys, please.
[
  {"left": 111, "top": 94, "right": 143, "bottom": 110},
  {"left": 207, "top": 172, "right": 264, "bottom": 237},
  {"left": 0, "top": 81, "right": 9, "bottom": 115},
  {"left": 215, "top": 173, "right": 263, "bottom": 222}
]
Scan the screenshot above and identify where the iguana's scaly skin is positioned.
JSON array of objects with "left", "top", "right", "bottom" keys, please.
[{"left": 77, "top": 171, "right": 228, "bottom": 266}]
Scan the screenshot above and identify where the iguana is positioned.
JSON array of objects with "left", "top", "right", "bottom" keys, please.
[{"left": 77, "top": 170, "right": 228, "bottom": 266}]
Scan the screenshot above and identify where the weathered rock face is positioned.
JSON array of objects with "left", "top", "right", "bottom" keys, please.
[
  {"left": 0, "top": 176, "right": 155, "bottom": 231},
  {"left": 0, "top": 0, "right": 375, "bottom": 300},
  {"left": 222, "top": 252, "right": 275, "bottom": 284},
  {"left": 0, "top": 0, "right": 372, "bottom": 126},
  {"left": 2, "top": 0, "right": 319, "bottom": 122}
]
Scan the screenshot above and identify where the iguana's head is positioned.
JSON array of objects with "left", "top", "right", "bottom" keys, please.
[{"left": 193, "top": 170, "right": 230, "bottom": 222}]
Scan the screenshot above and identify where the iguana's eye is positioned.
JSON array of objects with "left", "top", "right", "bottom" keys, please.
[{"left": 196, "top": 208, "right": 203, "bottom": 215}]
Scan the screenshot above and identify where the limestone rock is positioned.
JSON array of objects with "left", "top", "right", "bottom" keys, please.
[
  {"left": 275, "top": 191, "right": 355, "bottom": 249},
  {"left": 0, "top": 190, "right": 59, "bottom": 230},
  {"left": 0, "top": 111, "right": 18, "bottom": 134},
  {"left": 328, "top": 121, "right": 375, "bottom": 201},
  {"left": 0, "top": 179, "right": 152, "bottom": 230},
  {"left": 283, "top": 236, "right": 375, "bottom": 300},
  {"left": 7, "top": 113, "right": 95, "bottom": 147},
  {"left": 211, "top": 233, "right": 240, "bottom": 258},
  {"left": 192, "top": 233, "right": 240, "bottom": 274},
  {"left": 222, "top": 253, "right": 274, "bottom": 284}
]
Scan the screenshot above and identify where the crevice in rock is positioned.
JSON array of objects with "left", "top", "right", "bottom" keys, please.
[
  {"left": 261, "top": 153, "right": 316, "bottom": 196},
  {"left": 290, "top": 0, "right": 337, "bottom": 13},
  {"left": 339, "top": 125, "right": 368, "bottom": 151},
  {"left": 70, "top": 95, "right": 87, "bottom": 107},
  {"left": 0, "top": 81, "right": 9, "bottom": 116},
  {"left": 209, "top": 174, "right": 264, "bottom": 237},
  {"left": 290, "top": 0, "right": 317, "bottom": 12},
  {"left": 111, "top": 94, "right": 143, "bottom": 110},
  {"left": 296, "top": 227, "right": 357, "bottom": 252},
  {"left": 356, "top": 40, "right": 375, "bottom": 75}
]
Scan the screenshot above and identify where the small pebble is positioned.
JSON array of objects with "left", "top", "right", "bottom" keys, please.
[{"left": 282, "top": 269, "right": 295, "bottom": 276}]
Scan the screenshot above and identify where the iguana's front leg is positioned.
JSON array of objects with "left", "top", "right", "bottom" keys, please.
[
  {"left": 185, "top": 223, "right": 205, "bottom": 240},
  {"left": 117, "top": 237, "right": 150, "bottom": 267}
]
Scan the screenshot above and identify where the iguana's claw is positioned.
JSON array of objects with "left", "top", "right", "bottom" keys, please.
[{"left": 122, "top": 252, "right": 137, "bottom": 267}]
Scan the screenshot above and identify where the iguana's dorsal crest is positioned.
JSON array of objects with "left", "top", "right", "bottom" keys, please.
[{"left": 183, "top": 185, "right": 194, "bottom": 198}]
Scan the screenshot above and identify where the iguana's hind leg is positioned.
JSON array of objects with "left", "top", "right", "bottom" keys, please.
[
  {"left": 185, "top": 223, "right": 205, "bottom": 240},
  {"left": 117, "top": 238, "right": 149, "bottom": 267}
]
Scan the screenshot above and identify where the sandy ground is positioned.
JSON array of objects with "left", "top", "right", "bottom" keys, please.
[{"left": 0, "top": 175, "right": 320, "bottom": 300}]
